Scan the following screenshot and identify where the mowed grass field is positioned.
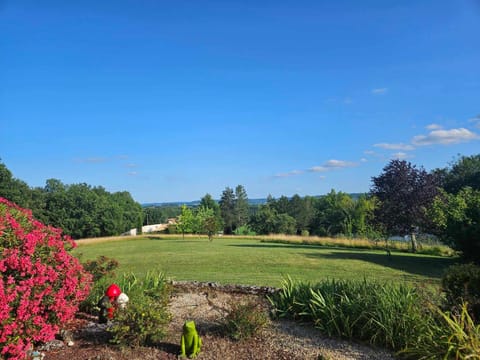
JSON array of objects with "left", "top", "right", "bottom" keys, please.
[{"left": 73, "top": 236, "right": 458, "bottom": 288}]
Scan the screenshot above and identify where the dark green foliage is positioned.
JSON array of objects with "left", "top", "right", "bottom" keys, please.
[
  {"left": 143, "top": 205, "right": 181, "bottom": 225},
  {"left": 222, "top": 299, "right": 268, "bottom": 341},
  {"left": 219, "top": 187, "right": 236, "bottom": 234},
  {"left": 249, "top": 205, "right": 297, "bottom": 235},
  {"left": 234, "top": 185, "right": 249, "bottom": 229},
  {"left": 442, "top": 263, "right": 480, "bottom": 321},
  {"left": 0, "top": 162, "right": 143, "bottom": 239},
  {"left": 82, "top": 255, "right": 120, "bottom": 282},
  {"left": 430, "top": 187, "right": 480, "bottom": 262},
  {"left": 441, "top": 154, "right": 480, "bottom": 194}
]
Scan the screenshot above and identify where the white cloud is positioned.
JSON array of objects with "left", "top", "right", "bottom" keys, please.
[
  {"left": 412, "top": 128, "right": 479, "bottom": 146},
  {"left": 128, "top": 171, "right": 138, "bottom": 176},
  {"left": 371, "top": 88, "right": 388, "bottom": 95},
  {"left": 324, "top": 159, "right": 357, "bottom": 168},
  {"left": 274, "top": 170, "right": 304, "bottom": 178},
  {"left": 277, "top": 159, "right": 358, "bottom": 179},
  {"left": 426, "top": 123, "right": 443, "bottom": 130},
  {"left": 468, "top": 115, "right": 480, "bottom": 129},
  {"left": 374, "top": 142, "right": 415, "bottom": 151},
  {"left": 360, "top": 158, "right": 368, "bottom": 162},
  {"left": 391, "top": 152, "right": 413, "bottom": 159},
  {"left": 75, "top": 157, "right": 108, "bottom": 164},
  {"left": 309, "top": 159, "right": 358, "bottom": 172},
  {"left": 308, "top": 166, "right": 328, "bottom": 173}
]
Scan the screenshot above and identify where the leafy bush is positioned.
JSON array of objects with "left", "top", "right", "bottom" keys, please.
[
  {"left": 233, "top": 225, "right": 256, "bottom": 236},
  {"left": 109, "top": 293, "right": 170, "bottom": 347},
  {"left": 222, "top": 299, "right": 268, "bottom": 341},
  {"left": 82, "top": 255, "right": 119, "bottom": 282},
  {"left": 0, "top": 197, "right": 91, "bottom": 360},
  {"left": 442, "top": 263, "right": 480, "bottom": 321},
  {"left": 108, "top": 271, "right": 171, "bottom": 347},
  {"left": 78, "top": 255, "right": 119, "bottom": 314}
]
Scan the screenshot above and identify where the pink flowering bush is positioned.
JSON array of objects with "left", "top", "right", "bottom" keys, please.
[{"left": 0, "top": 197, "right": 91, "bottom": 359}]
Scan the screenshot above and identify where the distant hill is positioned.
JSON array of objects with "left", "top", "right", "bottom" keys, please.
[{"left": 142, "top": 193, "right": 366, "bottom": 207}]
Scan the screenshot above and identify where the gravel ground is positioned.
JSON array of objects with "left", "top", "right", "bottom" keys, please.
[{"left": 40, "top": 283, "right": 397, "bottom": 360}]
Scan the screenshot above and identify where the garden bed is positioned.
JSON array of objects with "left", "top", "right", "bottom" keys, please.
[{"left": 41, "top": 282, "right": 395, "bottom": 360}]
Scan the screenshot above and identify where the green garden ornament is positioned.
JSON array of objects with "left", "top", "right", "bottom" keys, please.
[{"left": 180, "top": 320, "right": 202, "bottom": 358}]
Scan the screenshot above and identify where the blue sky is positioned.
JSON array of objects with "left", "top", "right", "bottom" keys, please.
[{"left": 1, "top": 0, "right": 479, "bottom": 203}]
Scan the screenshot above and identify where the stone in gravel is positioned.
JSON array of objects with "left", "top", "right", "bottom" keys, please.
[{"left": 38, "top": 339, "right": 65, "bottom": 351}]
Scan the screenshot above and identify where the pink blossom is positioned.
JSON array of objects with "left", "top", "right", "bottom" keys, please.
[{"left": 0, "top": 197, "right": 92, "bottom": 360}]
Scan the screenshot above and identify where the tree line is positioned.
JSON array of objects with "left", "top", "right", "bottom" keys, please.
[
  {"left": 176, "top": 154, "right": 479, "bottom": 262},
  {"left": 0, "top": 163, "right": 142, "bottom": 239},
  {"left": 1, "top": 154, "right": 479, "bottom": 262}
]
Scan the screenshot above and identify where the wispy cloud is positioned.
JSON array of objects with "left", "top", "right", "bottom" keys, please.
[
  {"left": 309, "top": 159, "right": 358, "bottom": 172},
  {"left": 75, "top": 157, "right": 108, "bottom": 164},
  {"left": 469, "top": 115, "right": 480, "bottom": 129},
  {"left": 274, "top": 169, "right": 304, "bottom": 178},
  {"left": 371, "top": 88, "right": 388, "bottom": 95},
  {"left": 412, "top": 128, "right": 479, "bottom": 146},
  {"left": 308, "top": 166, "right": 328, "bottom": 173},
  {"left": 275, "top": 159, "right": 358, "bottom": 179},
  {"left": 426, "top": 123, "right": 443, "bottom": 130},
  {"left": 391, "top": 152, "right": 413, "bottom": 160},
  {"left": 128, "top": 171, "right": 139, "bottom": 176},
  {"left": 374, "top": 143, "right": 415, "bottom": 151}
]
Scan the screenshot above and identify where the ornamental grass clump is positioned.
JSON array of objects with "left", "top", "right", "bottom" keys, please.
[
  {"left": 0, "top": 197, "right": 92, "bottom": 360},
  {"left": 268, "top": 276, "right": 436, "bottom": 352}
]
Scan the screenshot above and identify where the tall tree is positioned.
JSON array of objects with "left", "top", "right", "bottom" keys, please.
[
  {"left": 177, "top": 204, "right": 194, "bottom": 239},
  {"left": 429, "top": 187, "right": 480, "bottom": 263},
  {"left": 441, "top": 154, "right": 480, "bottom": 194},
  {"left": 0, "top": 161, "right": 35, "bottom": 209},
  {"left": 219, "top": 187, "right": 235, "bottom": 234},
  {"left": 370, "top": 160, "right": 440, "bottom": 252},
  {"left": 312, "top": 190, "right": 355, "bottom": 237},
  {"left": 234, "top": 185, "right": 249, "bottom": 229}
]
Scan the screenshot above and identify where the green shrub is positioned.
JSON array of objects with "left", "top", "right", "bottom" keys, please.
[
  {"left": 234, "top": 225, "right": 256, "bottom": 236},
  {"left": 222, "top": 299, "right": 268, "bottom": 341},
  {"left": 166, "top": 224, "right": 178, "bottom": 234},
  {"left": 109, "top": 293, "right": 171, "bottom": 347},
  {"left": 301, "top": 229, "right": 310, "bottom": 237},
  {"left": 442, "top": 263, "right": 480, "bottom": 321},
  {"left": 82, "top": 255, "right": 119, "bottom": 282},
  {"left": 79, "top": 255, "right": 120, "bottom": 314},
  {"left": 108, "top": 270, "right": 171, "bottom": 347}
]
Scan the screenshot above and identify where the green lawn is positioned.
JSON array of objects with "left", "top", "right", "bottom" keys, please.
[{"left": 74, "top": 236, "right": 458, "bottom": 287}]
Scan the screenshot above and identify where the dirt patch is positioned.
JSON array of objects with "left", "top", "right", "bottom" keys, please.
[{"left": 41, "top": 283, "right": 396, "bottom": 360}]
